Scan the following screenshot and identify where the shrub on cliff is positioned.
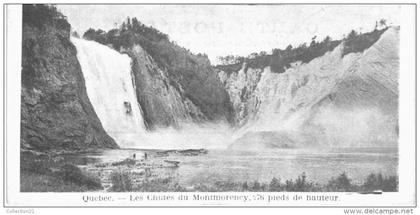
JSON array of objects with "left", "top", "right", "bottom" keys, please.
[
  {"left": 82, "top": 17, "right": 234, "bottom": 124},
  {"left": 82, "top": 17, "right": 209, "bottom": 71},
  {"left": 216, "top": 36, "right": 340, "bottom": 74},
  {"left": 82, "top": 17, "right": 168, "bottom": 50},
  {"left": 83, "top": 28, "right": 108, "bottom": 44},
  {"left": 342, "top": 28, "right": 388, "bottom": 56},
  {"left": 23, "top": 4, "right": 70, "bottom": 31},
  {"left": 216, "top": 22, "right": 388, "bottom": 74}
]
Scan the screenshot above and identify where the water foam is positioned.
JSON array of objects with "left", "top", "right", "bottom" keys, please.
[{"left": 72, "top": 38, "right": 147, "bottom": 148}]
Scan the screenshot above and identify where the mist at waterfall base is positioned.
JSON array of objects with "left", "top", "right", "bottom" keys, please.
[
  {"left": 72, "top": 37, "right": 396, "bottom": 151},
  {"left": 72, "top": 37, "right": 234, "bottom": 149},
  {"left": 69, "top": 38, "right": 397, "bottom": 185},
  {"left": 230, "top": 105, "right": 397, "bottom": 150}
]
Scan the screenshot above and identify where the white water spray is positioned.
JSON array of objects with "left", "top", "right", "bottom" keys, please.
[
  {"left": 72, "top": 38, "right": 233, "bottom": 149},
  {"left": 72, "top": 38, "right": 147, "bottom": 148}
]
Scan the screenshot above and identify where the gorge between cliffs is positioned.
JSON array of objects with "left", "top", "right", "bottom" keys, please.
[{"left": 20, "top": 5, "right": 399, "bottom": 192}]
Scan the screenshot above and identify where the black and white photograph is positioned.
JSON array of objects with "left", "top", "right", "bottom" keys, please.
[{"left": 2, "top": 2, "right": 417, "bottom": 209}]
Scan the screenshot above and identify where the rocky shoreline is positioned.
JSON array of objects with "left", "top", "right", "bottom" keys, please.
[{"left": 78, "top": 149, "right": 208, "bottom": 191}]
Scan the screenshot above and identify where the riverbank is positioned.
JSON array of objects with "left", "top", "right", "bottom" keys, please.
[
  {"left": 20, "top": 150, "right": 103, "bottom": 192},
  {"left": 20, "top": 149, "right": 398, "bottom": 192}
]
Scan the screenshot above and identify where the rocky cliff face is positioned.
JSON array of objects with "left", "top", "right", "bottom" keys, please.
[
  {"left": 221, "top": 27, "right": 399, "bottom": 149},
  {"left": 21, "top": 5, "right": 118, "bottom": 151},
  {"left": 84, "top": 23, "right": 234, "bottom": 130},
  {"left": 124, "top": 45, "right": 209, "bottom": 129},
  {"left": 127, "top": 42, "right": 235, "bottom": 130},
  {"left": 21, "top": 5, "right": 398, "bottom": 151}
]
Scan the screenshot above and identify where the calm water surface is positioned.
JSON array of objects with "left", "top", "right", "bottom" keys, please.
[{"left": 71, "top": 147, "right": 398, "bottom": 186}]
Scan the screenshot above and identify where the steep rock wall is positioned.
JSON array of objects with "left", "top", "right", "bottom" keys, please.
[
  {"left": 21, "top": 5, "right": 118, "bottom": 151},
  {"left": 124, "top": 45, "right": 207, "bottom": 129},
  {"left": 84, "top": 26, "right": 234, "bottom": 130},
  {"left": 221, "top": 27, "right": 399, "bottom": 148},
  {"left": 126, "top": 43, "right": 234, "bottom": 130}
]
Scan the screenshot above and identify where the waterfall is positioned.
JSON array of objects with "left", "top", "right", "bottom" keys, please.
[{"left": 72, "top": 37, "right": 146, "bottom": 148}]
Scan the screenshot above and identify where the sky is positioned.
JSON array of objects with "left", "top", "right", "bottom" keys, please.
[{"left": 57, "top": 5, "right": 400, "bottom": 64}]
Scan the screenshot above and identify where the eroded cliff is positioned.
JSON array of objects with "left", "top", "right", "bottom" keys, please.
[
  {"left": 83, "top": 20, "right": 234, "bottom": 130},
  {"left": 21, "top": 5, "right": 118, "bottom": 151},
  {"left": 221, "top": 27, "right": 399, "bottom": 149}
]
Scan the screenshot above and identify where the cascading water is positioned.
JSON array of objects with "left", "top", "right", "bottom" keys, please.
[
  {"left": 72, "top": 37, "right": 147, "bottom": 148},
  {"left": 71, "top": 37, "right": 234, "bottom": 150}
]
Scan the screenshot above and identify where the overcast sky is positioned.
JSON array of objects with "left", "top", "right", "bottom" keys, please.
[{"left": 57, "top": 5, "right": 400, "bottom": 64}]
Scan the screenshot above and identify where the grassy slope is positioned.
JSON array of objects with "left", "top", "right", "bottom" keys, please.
[{"left": 20, "top": 151, "right": 103, "bottom": 192}]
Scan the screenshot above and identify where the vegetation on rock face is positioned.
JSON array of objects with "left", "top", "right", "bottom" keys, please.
[
  {"left": 23, "top": 4, "right": 70, "bottom": 31},
  {"left": 21, "top": 4, "right": 117, "bottom": 151},
  {"left": 83, "top": 18, "right": 168, "bottom": 52},
  {"left": 20, "top": 6, "right": 397, "bottom": 193},
  {"left": 83, "top": 17, "right": 234, "bottom": 125},
  {"left": 342, "top": 28, "right": 388, "bottom": 57},
  {"left": 82, "top": 17, "right": 203, "bottom": 72},
  {"left": 216, "top": 37, "right": 341, "bottom": 74},
  {"left": 216, "top": 22, "right": 388, "bottom": 74}
]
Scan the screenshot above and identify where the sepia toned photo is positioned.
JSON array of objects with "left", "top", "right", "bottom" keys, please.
[{"left": 3, "top": 2, "right": 417, "bottom": 208}]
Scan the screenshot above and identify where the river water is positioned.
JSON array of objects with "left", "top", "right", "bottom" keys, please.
[{"left": 69, "top": 147, "right": 397, "bottom": 186}]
